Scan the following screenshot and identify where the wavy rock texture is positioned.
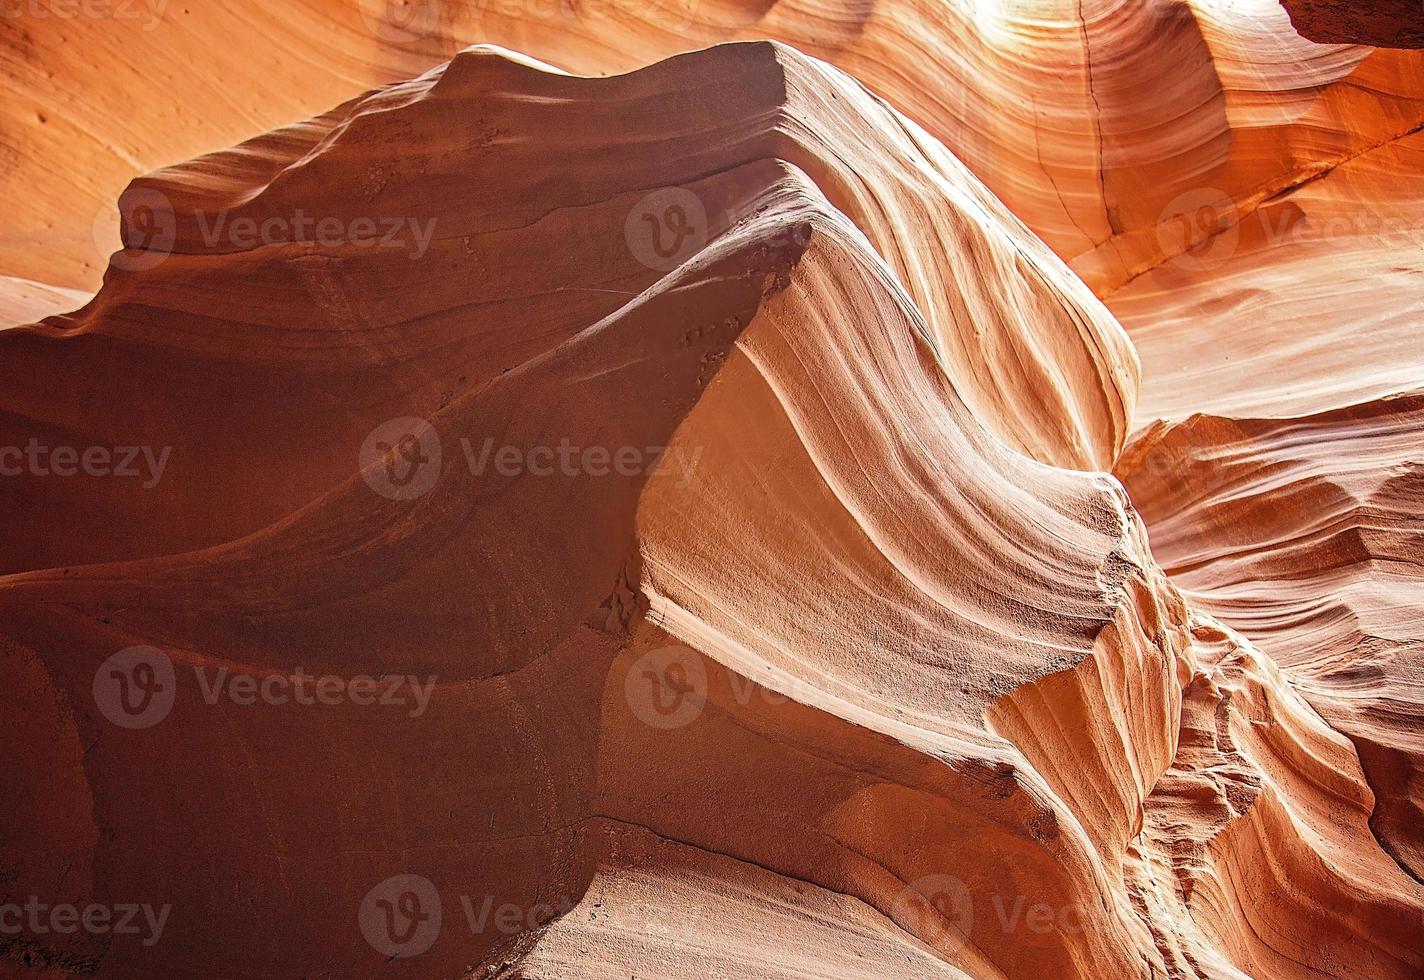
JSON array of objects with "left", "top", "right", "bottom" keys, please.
[
  {"left": 1279, "top": 0, "right": 1424, "bottom": 48},
  {"left": 1136, "top": 617, "right": 1423, "bottom": 977},
  {"left": 2, "top": 6, "right": 1422, "bottom": 980},
  {"left": 7, "top": 2, "right": 1424, "bottom": 445},
  {"left": 1118, "top": 395, "right": 1424, "bottom": 894}
]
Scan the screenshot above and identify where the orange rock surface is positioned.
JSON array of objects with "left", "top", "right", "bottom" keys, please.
[{"left": 2, "top": 4, "right": 1421, "bottom": 979}]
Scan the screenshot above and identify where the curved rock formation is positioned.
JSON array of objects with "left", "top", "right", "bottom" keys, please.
[
  {"left": 1119, "top": 394, "right": 1424, "bottom": 890},
  {"left": 3, "top": 8, "right": 1422, "bottom": 980},
  {"left": 2, "top": 41, "right": 1177, "bottom": 976},
  {"left": 8, "top": 3, "right": 1423, "bottom": 299},
  {"left": 1279, "top": 0, "right": 1424, "bottom": 48}
]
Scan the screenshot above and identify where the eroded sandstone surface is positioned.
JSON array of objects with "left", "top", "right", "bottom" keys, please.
[{"left": 2, "top": 4, "right": 1421, "bottom": 978}]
